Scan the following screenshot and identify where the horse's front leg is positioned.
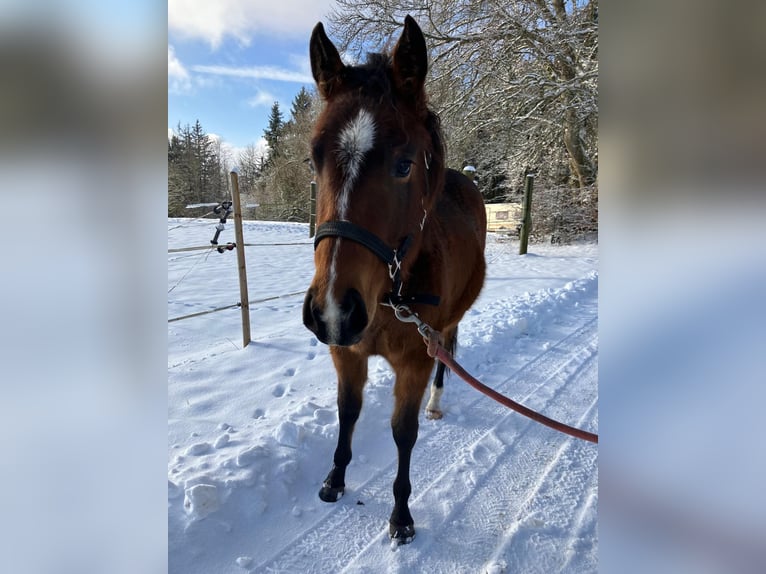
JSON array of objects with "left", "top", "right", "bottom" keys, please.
[
  {"left": 389, "top": 354, "right": 434, "bottom": 543},
  {"left": 319, "top": 347, "right": 368, "bottom": 502}
]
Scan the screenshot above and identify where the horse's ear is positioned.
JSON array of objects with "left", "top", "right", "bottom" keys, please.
[
  {"left": 392, "top": 15, "right": 428, "bottom": 101},
  {"left": 310, "top": 22, "right": 345, "bottom": 99}
]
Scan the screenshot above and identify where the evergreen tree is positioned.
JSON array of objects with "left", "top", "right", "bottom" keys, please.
[
  {"left": 167, "top": 119, "right": 227, "bottom": 217},
  {"left": 289, "top": 87, "right": 313, "bottom": 125},
  {"left": 190, "top": 119, "right": 216, "bottom": 203},
  {"left": 255, "top": 89, "right": 320, "bottom": 222},
  {"left": 168, "top": 135, "right": 189, "bottom": 216},
  {"left": 263, "top": 102, "right": 285, "bottom": 165}
]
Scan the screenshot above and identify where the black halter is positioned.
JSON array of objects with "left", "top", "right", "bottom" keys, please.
[{"left": 313, "top": 220, "right": 439, "bottom": 307}]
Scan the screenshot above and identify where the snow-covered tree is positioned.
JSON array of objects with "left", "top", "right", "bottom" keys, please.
[{"left": 328, "top": 0, "right": 597, "bottom": 191}]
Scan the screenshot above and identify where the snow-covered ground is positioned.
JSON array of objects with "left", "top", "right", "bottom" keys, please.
[{"left": 168, "top": 218, "right": 598, "bottom": 573}]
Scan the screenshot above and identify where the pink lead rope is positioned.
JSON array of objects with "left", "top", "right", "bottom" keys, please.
[{"left": 392, "top": 304, "right": 599, "bottom": 444}]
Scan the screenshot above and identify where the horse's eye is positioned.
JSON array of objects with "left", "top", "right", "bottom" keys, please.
[
  {"left": 311, "top": 142, "right": 324, "bottom": 170},
  {"left": 395, "top": 159, "right": 413, "bottom": 178}
]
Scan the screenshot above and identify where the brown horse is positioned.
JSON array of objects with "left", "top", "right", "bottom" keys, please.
[{"left": 303, "top": 15, "right": 487, "bottom": 544}]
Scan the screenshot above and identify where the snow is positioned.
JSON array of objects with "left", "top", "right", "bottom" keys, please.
[{"left": 168, "top": 218, "right": 599, "bottom": 573}]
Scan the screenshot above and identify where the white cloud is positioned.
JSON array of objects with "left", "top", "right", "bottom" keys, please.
[
  {"left": 247, "top": 90, "right": 279, "bottom": 109},
  {"left": 208, "top": 135, "right": 269, "bottom": 168},
  {"left": 254, "top": 138, "right": 269, "bottom": 158},
  {"left": 167, "top": 129, "right": 267, "bottom": 164},
  {"left": 192, "top": 64, "right": 313, "bottom": 84},
  {"left": 236, "top": 138, "right": 270, "bottom": 165},
  {"left": 169, "top": 0, "right": 337, "bottom": 48},
  {"left": 168, "top": 45, "right": 192, "bottom": 93},
  {"left": 208, "top": 133, "right": 236, "bottom": 164},
  {"left": 287, "top": 52, "right": 315, "bottom": 82}
]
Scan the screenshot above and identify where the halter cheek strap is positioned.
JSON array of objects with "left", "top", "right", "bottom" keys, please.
[{"left": 314, "top": 220, "right": 396, "bottom": 266}]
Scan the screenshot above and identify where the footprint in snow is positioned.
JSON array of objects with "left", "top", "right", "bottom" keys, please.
[
  {"left": 185, "top": 442, "right": 212, "bottom": 456},
  {"left": 272, "top": 384, "right": 286, "bottom": 397},
  {"left": 214, "top": 434, "right": 230, "bottom": 448}
]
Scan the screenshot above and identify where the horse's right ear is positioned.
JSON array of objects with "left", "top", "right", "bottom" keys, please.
[
  {"left": 392, "top": 15, "right": 428, "bottom": 102},
  {"left": 310, "top": 23, "right": 345, "bottom": 99}
]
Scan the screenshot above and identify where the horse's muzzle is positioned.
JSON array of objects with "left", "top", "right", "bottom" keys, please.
[{"left": 303, "top": 287, "right": 368, "bottom": 346}]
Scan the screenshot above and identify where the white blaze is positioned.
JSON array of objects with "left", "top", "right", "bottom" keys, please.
[
  {"left": 321, "top": 109, "right": 376, "bottom": 344},
  {"left": 336, "top": 109, "right": 376, "bottom": 218},
  {"left": 323, "top": 240, "right": 342, "bottom": 344}
]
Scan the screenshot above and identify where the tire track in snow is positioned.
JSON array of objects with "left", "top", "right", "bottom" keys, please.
[
  {"left": 558, "top": 473, "right": 599, "bottom": 573},
  {"left": 480, "top": 395, "right": 598, "bottom": 574},
  {"left": 255, "top": 303, "right": 597, "bottom": 574}
]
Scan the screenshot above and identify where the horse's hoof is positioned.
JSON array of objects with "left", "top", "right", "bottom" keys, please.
[
  {"left": 425, "top": 408, "right": 443, "bottom": 420},
  {"left": 389, "top": 522, "right": 415, "bottom": 544},
  {"left": 318, "top": 482, "right": 344, "bottom": 502}
]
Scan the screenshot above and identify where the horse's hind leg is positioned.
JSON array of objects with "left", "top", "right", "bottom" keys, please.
[
  {"left": 319, "top": 347, "right": 367, "bottom": 502},
  {"left": 424, "top": 361, "right": 446, "bottom": 420},
  {"left": 425, "top": 326, "right": 457, "bottom": 420}
]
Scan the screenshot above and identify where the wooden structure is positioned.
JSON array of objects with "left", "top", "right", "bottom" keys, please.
[{"left": 484, "top": 202, "right": 522, "bottom": 233}]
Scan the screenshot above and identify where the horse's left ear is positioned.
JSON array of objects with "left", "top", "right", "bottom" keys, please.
[{"left": 392, "top": 15, "right": 428, "bottom": 100}]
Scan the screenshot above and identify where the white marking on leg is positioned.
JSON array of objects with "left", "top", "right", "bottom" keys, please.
[
  {"left": 425, "top": 384, "right": 444, "bottom": 419},
  {"left": 336, "top": 109, "right": 376, "bottom": 219}
]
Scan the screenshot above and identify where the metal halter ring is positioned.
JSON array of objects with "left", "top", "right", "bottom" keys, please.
[
  {"left": 393, "top": 304, "right": 420, "bottom": 324},
  {"left": 393, "top": 305, "right": 434, "bottom": 340}
]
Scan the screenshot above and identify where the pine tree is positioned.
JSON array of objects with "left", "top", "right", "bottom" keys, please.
[
  {"left": 263, "top": 102, "right": 285, "bottom": 166},
  {"left": 254, "top": 89, "right": 320, "bottom": 221},
  {"left": 289, "top": 87, "right": 313, "bottom": 124},
  {"left": 191, "top": 120, "right": 216, "bottom": 203},
  {"left": 168, "top": 134, "right": 189, "bottom": 216},
  {"left": 167, "top": 120, "right": 228, "bottom": 216}
]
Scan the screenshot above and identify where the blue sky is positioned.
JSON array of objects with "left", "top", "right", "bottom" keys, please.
[{"left": 168, "top": 0, "right": 338, "bottom": 161}]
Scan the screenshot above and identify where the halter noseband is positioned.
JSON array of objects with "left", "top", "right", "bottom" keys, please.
[{"left": 313, "top": 152, "right": 439, "bottom": 307}]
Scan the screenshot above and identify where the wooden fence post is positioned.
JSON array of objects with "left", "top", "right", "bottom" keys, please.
[
  {"left": 519, "top": 174, "right": 534, "bottom": 255},
  {"left": 309, "top": 181, "right": 317, "bottom": 238},
  {"left": 230, "top": 170, "right": 251, "bottom": 347}
]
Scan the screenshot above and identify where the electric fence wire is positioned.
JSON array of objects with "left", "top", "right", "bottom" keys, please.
[
  {"left": 167, "top": 246, "right": 216, "bottom": 294},
  {"left": 168, "top": 211, "right": 216, "bottom": 232}
]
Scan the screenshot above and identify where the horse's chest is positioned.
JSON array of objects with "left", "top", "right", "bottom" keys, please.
[{"left": 356, "top": 311, "right": 417, "bottom": 357}]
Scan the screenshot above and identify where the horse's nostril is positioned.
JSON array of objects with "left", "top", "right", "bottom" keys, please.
[
  {"left": 302, "top": 287, "right": 367, "bottom": 346},
  {"left": 303, "top": 289, "right": 320, "bottom": 332},
  {"left": 342, "top": 289, "right": 368, "bottom": 342}
]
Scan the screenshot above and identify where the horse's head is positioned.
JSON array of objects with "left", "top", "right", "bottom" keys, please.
[{"left": 303, "top": 16, "right": 444, "bottom": 346}]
